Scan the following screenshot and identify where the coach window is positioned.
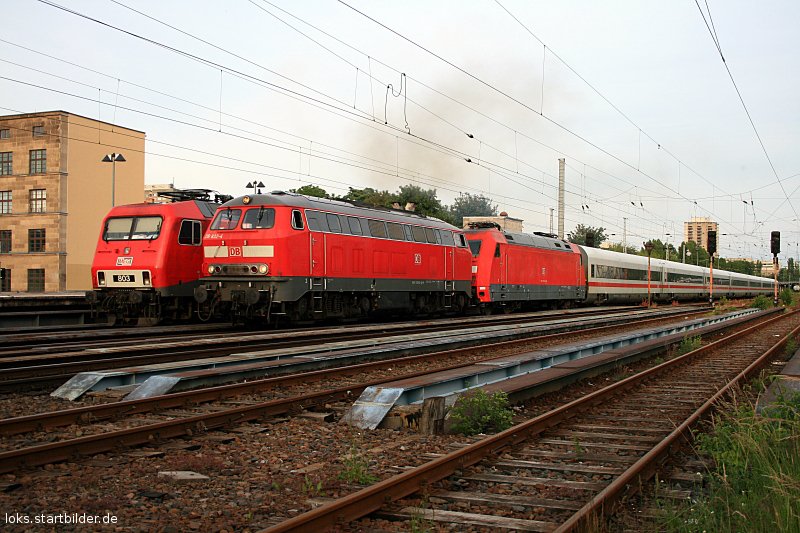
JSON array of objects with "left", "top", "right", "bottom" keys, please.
[
  {"left": 403, "top": 225, "right": 413, "bottom": 241},
  {"left": 387, "top": 222, "right": 405, "bottom": 241},
  {"left": 347, "top": 216, "right": 362, "bottom": 235},
  {"left": 291, "top": 210, "right": 304, "bottom": 230},
  {"left": 424, "top": 228, "right": 437, "bottom": 244},
  {"left": 411, "top": 225, "right": 426, "bottom": 243},
  {"left": 326, "top": 214, "right": 342, "bottom": 233},
  {"left": 210, "top": 209, "right": 241, "bottom": 231},
  {"left": 367, "top": 219, "right": 388, "bottom": 239},
  {"left": 242, "top": 207, "right": 275, "bottom": 229},
  {"left": 178, "top": 220, "right": 202, "bottom": 245}
]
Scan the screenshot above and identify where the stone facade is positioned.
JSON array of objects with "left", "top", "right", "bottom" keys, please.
[
  {"left": 0, "top": 111, "right": 145, "bottom": 292},
  {"left": 463, "top": 214, "right": 524, "bottom": 232}
]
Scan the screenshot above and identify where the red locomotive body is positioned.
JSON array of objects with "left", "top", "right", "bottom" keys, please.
[
  {"left": 88, "top": 199, "right": 219, "bottom": 324},
  {"left": 465, "top": 225, "right": 586, "bottom": 311},
  {"left": 194, "top": 192, "right": 473, "bottom": 322}
]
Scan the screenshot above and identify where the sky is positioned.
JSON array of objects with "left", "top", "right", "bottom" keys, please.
[{"left": 2, "top": 0, "right": 799, "bottom": 263}]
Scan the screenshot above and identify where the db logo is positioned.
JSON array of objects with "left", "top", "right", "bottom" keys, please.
[
  {"left": 229, "top": 246, "right": 242, "bottom": 257},
  {"left": 414, "top": 253, "right": 422, "bottom": 265}
]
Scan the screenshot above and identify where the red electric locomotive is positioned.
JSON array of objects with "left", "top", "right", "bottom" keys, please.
[
  {"left": 194, "top": 192, "right": 473, "bottom": 323},
  {"left": 465, "top": 223, "right": 586, "bottom": 312},
  {"left": 88, "top": 190, "right": 230, "bottom": 325}
]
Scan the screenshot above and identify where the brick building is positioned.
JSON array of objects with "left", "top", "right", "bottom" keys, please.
[{"left": 0, "top": 111, "right": 145, "bottom": 292}]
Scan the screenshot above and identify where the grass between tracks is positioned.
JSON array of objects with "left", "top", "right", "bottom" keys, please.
[{"left": 653, "top": 385, "right": 800, "bottom": 532}]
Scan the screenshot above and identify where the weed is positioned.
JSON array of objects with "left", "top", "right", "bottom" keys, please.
[
  {"left": 301, "top": 475, "right": 325, "bottom": 497},
  {"left": 449, "top": 389, "right": 513, "bottom": 436},
  {"left": 751, "top": 294, "right": 773, "bottom": 310},
  {"left": 784, "top": 335, "right": 799, "bottom": 357},
  {"left": 409, "top": 494, "right": 433, "bottom": 533},
  {"left": 338, "top": 436, "right": 377, "bottom": 485},
  {"left": 780, "top": 287, "right": 794, "bottom": 307},
  {"left": 572, "top": 436, "right": 584, "bottom": 459},
  {"left": 674, "top": 334, "right": 702, "bottom": 356},
  {"left": 655, "top": 397, "right": 800, "bottom": 532}
]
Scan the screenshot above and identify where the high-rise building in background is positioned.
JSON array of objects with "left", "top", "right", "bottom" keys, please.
[
  {"left": 684, "top": 216, "right": 719, "bottom": 252},
  {"left": 0, "top": 111, "right": 145, "bottom": 292}
]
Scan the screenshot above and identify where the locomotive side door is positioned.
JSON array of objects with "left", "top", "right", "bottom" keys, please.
[{"left": 310, "top": 231, "right": 325, "bottom": 278}]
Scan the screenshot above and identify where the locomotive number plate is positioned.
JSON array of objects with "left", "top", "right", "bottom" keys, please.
[{"left": 113, "top": 274, "right": 136, "bottom": 283}]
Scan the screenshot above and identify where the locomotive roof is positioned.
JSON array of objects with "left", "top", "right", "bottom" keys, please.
[
  {"left": 465, "top": 227, "right": 576, "bottom": 253},
  {"left": 104, "top": 200, "right": 219, "bottom": 219},
  {"left": 222, "top": 192, "right": 460, "bottom": 231}
]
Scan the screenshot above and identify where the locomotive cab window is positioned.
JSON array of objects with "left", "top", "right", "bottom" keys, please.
[
  {"left": 494, "top": 244, "right": 501, "bottom": 257},
  {"left": 440, "top": 230, "right": 455, "bottom": 246},
  {"left": 326, "top": 214, "right": 343, "bottom": 233},
  {"left": 305, "top": 211, "right": 328, "bottom": 232},
  {"left": 210, "top": 209, "right": 242, "bottom": 230},
  {"left": 411, "top": 225, "right": 426, "bottom": 243},
  {"left": 178, "top": 220, "right": 202, "bottom": 246},
  {"left": 457, "top": 234, "right": 467, "bottom": 247},
  {"left": 367, "top": 219, "right": 388, "bottom": 239},
  {"left": 104, "top": 216, "right": 163, "bottom": 241},
  {"left": 387, "top": 222, "right": 405, "bottom": 241},
  {"left": 347, "top": 216, "right": 362, "bottom": 235},
  {"left": 291, "top": 210, "right": 304, "bottom": 230},
  {"left": 242, "top": 207, "right": 275, "bottom": 229}
]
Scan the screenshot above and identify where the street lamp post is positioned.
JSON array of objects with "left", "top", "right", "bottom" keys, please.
[
  {"left": 644, "top": 241, "right": 654, "bottom": 307},
  {"left": 101, "top": 153, "right": 126, "bottom": 207}
]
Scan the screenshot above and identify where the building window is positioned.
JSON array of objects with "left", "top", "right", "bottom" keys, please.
[
  {"left": 28, "top": 228, "right": 45, "bottom": 252},
  {"left": 0, "top": 129, "right": 9, "bottom": 139},
  {"left": 29, "top": 189, "right": 46, "bottom": 213},
  {"left": 27, "top": 269, "right": 44, "bottom": 292},
  {"left": 0, "top": 152, "right": 10, "bottom": 176},
  {"left": 0, "top": 191, "right": 10, "bottom": 214},
  {"left": 0, "top": 268, "right": 10, "bottom": 292},
  {"left": 29, "top": 149, "right": 46, "bottom": 174},
  {"left": 32, "top": 125, "right": 44, "bottom": 137},
  {"left": 0, "top": 230, "right": 10, "bottom": 253}
]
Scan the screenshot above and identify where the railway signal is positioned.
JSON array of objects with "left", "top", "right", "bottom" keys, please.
[{"left": 771, "top": 231, "right": 780, "bottom": 305}]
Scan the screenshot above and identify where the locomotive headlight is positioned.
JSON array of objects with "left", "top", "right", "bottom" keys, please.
[
  {"left": 259, "top": 264, "right": 269, "bottom": 274},
  {"left": 98, "top": 272, "right": 106, "bottom": 286},
  {"left": 207, "top": 265, "right": 215, "bottom": 274},
  {"left": 143, "top": 271, "right": 151, "bottom": 286},
  {"left": 250, "top": 265, "right": 258, "bottom": 274}
]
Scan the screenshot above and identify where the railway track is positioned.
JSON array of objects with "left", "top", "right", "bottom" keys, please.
[
  {"left": 259, "top": 309, "right": 800, "bottom": 532},
  {"left": 0, "top": 306, "right": 700, "bottom": 390},
  {"left": 0, "top": 306, "right": 730, "bottom": 474}
]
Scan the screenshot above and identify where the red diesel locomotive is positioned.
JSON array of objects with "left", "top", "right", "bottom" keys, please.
[
  {"left": 88, "top": 190, "right": 229, "bottom": 325},
  {"left": 466, "top": 224, "right": 586, "bottom": 311},
  {"left": 193, "top": 192, "right": 473, "bottom": 322}
]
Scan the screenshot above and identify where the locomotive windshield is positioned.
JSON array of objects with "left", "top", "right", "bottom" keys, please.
[
  {"left": 241, "top": 207, "right": 275, "bottom": 229},
  {"left": 468, "top": 240, "right": 482, "bottom": 257},
  {"left": 104, "top": 216, "right": 162, "bottom": 241},
  {"left": 210, "top": 208, "right": 242, "bottom": 230}
]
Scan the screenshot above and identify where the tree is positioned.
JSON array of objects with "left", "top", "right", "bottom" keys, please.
[
  {"left": 394, "top": 184, "right": 449, "bottom": 220},
  {"left": 449, "top": 193, "right": 498, "bottom": 228},
  {"left": 343, "top": 187, "right": 394, "bottom": 207},
  {"left": 290, "top": 184, "right": 330, "bottom": 198},
  {"left": 568, "top": 224, "right": 608, "bottom": 247},
  {"left": 604, "top": 242, "right": 639, "bottom": 254}
]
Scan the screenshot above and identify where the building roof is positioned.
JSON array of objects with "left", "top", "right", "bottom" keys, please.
[{"left": 0, "top": 110, "right": 145, "bottom": 135}]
